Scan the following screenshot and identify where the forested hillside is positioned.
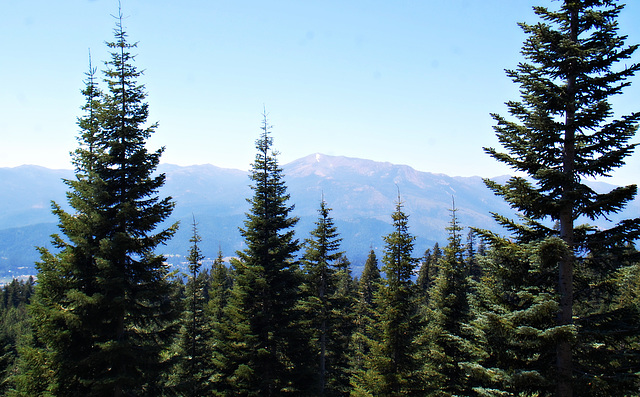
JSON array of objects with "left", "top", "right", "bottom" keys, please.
[{"left": 1, "top": 1, "right": 639, "bottom": 396}]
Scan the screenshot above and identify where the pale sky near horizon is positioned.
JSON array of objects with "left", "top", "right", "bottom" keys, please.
[{"left": 2, "top": 0, "right": 639, "bottom": 185}]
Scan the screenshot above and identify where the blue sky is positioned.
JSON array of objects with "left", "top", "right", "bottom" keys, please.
[{"left": 2, "top": 0, "right": 639, "bottom": 185}]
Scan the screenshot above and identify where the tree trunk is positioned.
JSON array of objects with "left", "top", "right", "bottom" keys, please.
[
  {"left": 557, "top": 5, "right": 578, "bottom": 396},
  {"left": 319, "top": 269, "right": 327, "bottom": 395}
]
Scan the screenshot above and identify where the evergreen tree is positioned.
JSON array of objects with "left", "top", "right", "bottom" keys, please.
[
  {"left": 465, "top": 228, "right": 482, "bottom": 281},
  {"left": 208, "top": 249, "right": 232, "bottom": 323},
  {"left": 208, "top": 248, "right": 234, "bottom": 396},
  {"left": 416, "top": 248, "right": 432, "bottom": 298},
  {"left": 173, "top": 218, "right": 214, "bottom": 396},
  {"left": 416, "top": 242, "right": 442, "bottom": 300},
  {"left": 16, "top": 54, "right": 105, "bottom": 397},
  {"left": 22, "top": 10, "right": 179, "bottom": 396},
  {"left": 0, "top": 279, "right": 34, "bottom": 395},
  {"left": 300, "top": 198, "right": 345, "bottom": 395},
  {"left": 484, "top": 1, "right": 640, "bottom": 395},
  {"left": 573, "top": 241, "right": 640, "bottom": 395},
  {"left": 470, "top": 233, "right": 562, "bottom": 396},
  {"left": 424, "top": 202, "right": 478, "bottom": 396},
  {"left": 358, "top": 249, "right": 381, "bottom": 307},
  {"left": 329, "top": 254, "right": 358, "bottom": 395},
  {"left": 352, "top": 196, "right": 422, "bottom": 396},
  {"left": 224, "top": 112, "right": 310, "bottom": 395},
  {"left": 349, "top": 249, "right": 381, "bottom": 380}
]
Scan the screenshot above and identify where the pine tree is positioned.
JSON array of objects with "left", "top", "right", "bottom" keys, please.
[
  {"left": 349, "top": 249, "right": 381, "bottom": 381},
  {"left": 208, "top": 249, "right": 234, "bottom": 396},
  {"left": 209, "top": 249, "right": 232, "bottom": 324},
  {"left": 23, "top": 10, "right": 179, "bottom": 396},
  {"left": 358, "top": 249, "right": 381, "bottom": 307},
  {"left": 16, "top": 54, "right": 105, "bottom": 397},
  {"left": 470, "top": 233, "right": 562, "bottom": 396},
  {"left": 573, "top": 241, "right": 640, "bottom": 395},
  {"left": 416, "top": 242, "right": 443, "bottom": 300},
  {"left": 300, "top": 198, "right": 345, "bottom": 395},
  {"left": 224, "top": 112, "right": 310, "bottom": 395},
  {"left": 173, "top": 218, "right": 214, "bottom": 396},
  {"left": 0, "top": 279, "right": 34, "bottom": 395},
  {"left": 424, "top": 202, "right": 478, "bottom": 396},
  {"left": 465, "top": 229, "right": 482, "bottom": 281},
  {"left": 416, "top": 248, "right": 432, "bottom": 298},
  {"left": 352, "top": 196, "right": 422, "bottom": 396},
  {"left": 484, "top": 1, "right": 640, "bottom": 395},
  {"left": 329, "top": 254, "right": 358, "bottom": 395}
]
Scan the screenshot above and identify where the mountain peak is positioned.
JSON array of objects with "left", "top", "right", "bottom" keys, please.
[{"left": 285, "top": 153, "right": 397, "bottom": 178}]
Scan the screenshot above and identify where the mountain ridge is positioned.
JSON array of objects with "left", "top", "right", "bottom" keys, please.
[{"left": 1, "top": 153, "right": 637, "bottom": 278}]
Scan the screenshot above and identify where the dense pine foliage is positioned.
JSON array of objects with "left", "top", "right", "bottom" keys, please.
[
  {"left": 1, "top": 1, "right": 639, "bottom": 396},
  {"left": 481, "top": 0, "right": 640, "bottom": 395}
]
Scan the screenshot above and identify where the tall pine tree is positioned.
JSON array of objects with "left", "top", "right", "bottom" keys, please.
[
  {"left": 24, "top": 9, "right": 179, "bottom": 396},
  {"left": 224, "top": 112, "right": 311, "bottom": 395},
  {"left": 352, "top": 196, "right": 422, "bottom": 396},
  {"left": 484, "top": 1, "right": 640, "bottom": 395}
]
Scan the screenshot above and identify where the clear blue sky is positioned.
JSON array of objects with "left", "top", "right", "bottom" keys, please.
[{"left": 2, "top": 0, "right": 639, "bottom": 185}]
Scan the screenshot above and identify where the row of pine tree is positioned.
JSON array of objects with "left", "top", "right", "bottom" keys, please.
[{"left": 1, "top": 1, "right": 639, "bottom": 395}]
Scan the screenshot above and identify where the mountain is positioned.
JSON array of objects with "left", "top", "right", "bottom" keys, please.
[
  {"left": 0, "top": 166, "right": 74, "bottom": 229},
  {"left": 1, "top": 154, "right": 638, "bottom": 279}
]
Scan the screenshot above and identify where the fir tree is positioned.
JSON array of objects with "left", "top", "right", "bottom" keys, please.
[
  {"left": 484, "top": 1, "right": 640, "bottom": 395},
  {"left": 358, "top": 249, "right": 381, "bottom": 307},
  {"left": 22, "top": 10, "right": 179, "bottom": 396},
  {"left": 465, "top": 228, "right": 482, "bottom": 281},
  {"left": 18, "top": 54, "right": 107, "bottom": 397},
  {"left": 352, "top": 196, "right": 422, "bottom": 396},
  {"left": 349, "top": 249, "right": 381, "bottom": 380},
  {"left": 573, "top": 241, "right": 640, "bottom": 395},
  {"left": 416, "top": 242, "right": 442, "bottom": 300},
  {"left": 224, "top": 112, "right": 310, "bottom": 395},
  {"left": 470, "top": 233, "right": 562, "bottom": 396},
  {"left": 0, "top": 279, "right": 34, "bottom": 395},
  {"left": 424, "top": 202, "right": 478, "bottom": 396},
  {"left": 328, "top": 254, "right": 358, "bottom": 395},
  {"left": 208, "top": 249, "right": 234, "bottom": 396},
  {"left": 208, "top": 249, "right": 232, "bottom": 324},
  {"left": 300, "top": 198, "right": 345, "bottom": 395},
  {"left": 173, "top": 218, "right": 214, "bottom": 396},
  {"left": 416, "top": 248, "right": 432, "bottom": 298}
]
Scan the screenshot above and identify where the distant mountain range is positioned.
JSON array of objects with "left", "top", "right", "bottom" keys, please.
[{"left": 1, "top": 153, "right": 638, "bottom": 279}]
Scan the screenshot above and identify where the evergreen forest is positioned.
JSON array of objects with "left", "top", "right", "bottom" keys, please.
[{"left": 1, "top": 1, "right": 639, "bottom": 396}]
